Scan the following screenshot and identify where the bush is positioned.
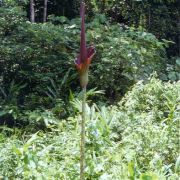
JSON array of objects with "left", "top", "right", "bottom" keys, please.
[
  {"left": 165, "top": 57, "right": 180, "bottom": 81},
  {"left": 0, "top": 4, "right": 167, "bottom": 107},
  {"left": 111, "top": 76, "right": 179, "bottom": 177},
  {"left": 88, "top": 15, "right": 167, "bottom": 98}
]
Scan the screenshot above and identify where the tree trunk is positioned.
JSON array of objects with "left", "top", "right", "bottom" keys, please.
[
  {"left": 178, "top": 20, "right": 180, "bottom": 56},
  {"left": 43, "top": 0, "right": 48, "bottom": 23},
  {"left": 30, "top": 0, "right": 35, "bottom": 23},
  {"left": 148, "top": 7, "right": 151, "bottom": 31}
]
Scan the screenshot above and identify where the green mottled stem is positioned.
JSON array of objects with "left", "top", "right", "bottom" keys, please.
[{"left": 80, "top": 86, "right": 86, "bottom": 180}]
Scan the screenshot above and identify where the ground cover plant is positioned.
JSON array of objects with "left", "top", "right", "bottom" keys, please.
[{"left": 0, "top": 78, "right": 179, "bottom": 179}]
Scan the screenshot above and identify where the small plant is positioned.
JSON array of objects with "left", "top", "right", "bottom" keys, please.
[{"left": 0, "top": 81, "right": 26, "bottom": 105}]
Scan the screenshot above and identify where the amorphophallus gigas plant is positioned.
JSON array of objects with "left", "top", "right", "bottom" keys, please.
[
  {"left": 75, "top": 1, "right": 95, "bottom": 180},
  {"left": 75, "top": 1, "right": 95, "bottom": 88}
]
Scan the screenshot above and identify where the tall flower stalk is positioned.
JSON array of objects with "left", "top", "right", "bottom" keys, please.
[
  {"left": 80, "top": 85, "right": 86, "bottom": 180},
  {"left": 75, "top": 1, "right": 95, "bottom": 179}
]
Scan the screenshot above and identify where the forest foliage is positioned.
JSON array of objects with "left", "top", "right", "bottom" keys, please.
[{"left": 0, "top": 0, "right": 179, "bottom": 179}]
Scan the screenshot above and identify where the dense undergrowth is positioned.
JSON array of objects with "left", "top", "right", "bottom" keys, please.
[
  {"left": 0, "top": 1, "right": 179, "bottom": 179},
  {"left": 0, "top": 78, "right": 179, "bottom": 179},
  {"left": 0, "top": 3, "right": 169, "bottom": 108}
]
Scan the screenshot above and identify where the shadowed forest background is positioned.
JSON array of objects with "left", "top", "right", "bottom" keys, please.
[{"left": 0, "top": 0, "right": 179, "bottom": 179}]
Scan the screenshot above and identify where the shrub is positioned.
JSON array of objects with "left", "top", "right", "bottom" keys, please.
[
  {"left": 0, "top": 4, "right": 167, "bottom": 108},
  {"left": 111, "top": 77, "right": 179, "bottom": 177}
]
